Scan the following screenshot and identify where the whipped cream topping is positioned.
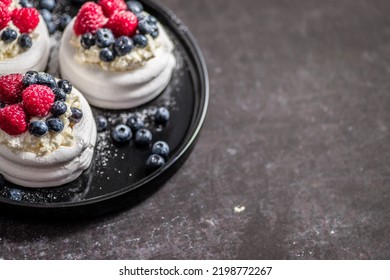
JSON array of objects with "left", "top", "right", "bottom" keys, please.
[
  {"left": 0, "top": 87, "right": 97, "bottom": 188},
  {"left": 59, "top": 19, "right": 176, "bottom": 109}
]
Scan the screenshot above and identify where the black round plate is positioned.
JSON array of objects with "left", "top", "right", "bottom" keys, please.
[{"left": 0, "top": 0, "right": 209, "bottom": 218}]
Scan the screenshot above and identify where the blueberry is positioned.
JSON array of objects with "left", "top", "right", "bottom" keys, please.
[
  {"left": 150, "top": 29, "right": 159, "bottom": 38},
  {"left": 70, "top": 108, "right": 83, "bottom": 123},
  {"left": 155, "top": 107, "right": 170, "bottom": 124},
  {"left": 9, "top": 189, "right": 22, "bottom": 201},
  {"left": 39, "top": 0, "right": 56, "bottom": 11},
  {"left": 29, "top": 121, "right": 48, "bottom": 136},
  {"left": 50, "top": 101, "right": 67, "bottom": 117},
  {"left": 36, "top": 72, "right": 57, "bottom": 89},
  {"left": 126, "top": 1, "right": 143, "bottom": 13},
  {"left": 146, "top": 154, "right": 165, "bottom": 172},
  {"left": 136, "top": 13, "right": 146, "bottom": 21},
  {"left": 96, "top": 115, "right": 108, "bottom": 132},
  {"left": 46, "top": 20, "right": 58, "bottom": 34},
  {"left": 20, "top": 0, "right": 33, "bottom": 7},
  {"left": 22, "top": 70, "right": 38, "bottom": 86},
  {"left": 135, "top": 128, "right": 152, "bottom": 145},
  {"left": 0, "top": 174, "right": 5, "bottom": 187},
  {"left": 18, "top": 34, "right": 32, "bottom": 49},
  {"left": 59, "top": 14, "right": 72, "bottom": 31},
  {"left": 132, "top": 34, "right": 148, "bottom": 48},
  {"left": 138, "top": 20, "right": 155, "bottom": 35},
  {"left": 53, "top": 87, "right": 66, "bottom": 101},
  {"left": 151, "top": 141, "right": 170, "bottom": 159},
  {"left": 1, "top": 28, "right": 17, "bottom": 43},
  {"left": 39, "top": 9, "right": 52, "bottom": 22},
  {"left": 57, "top": 79, "right": 72, "bottom": 94},
  {"left": 113, "top": 36, "right": 133, "bottom": 56},
  {"left": 80, "top": 32, "right": 95, "bottom": 49},
  {"left": 46, "top": 117, "right": 64, "bottom": 132},
  {"left": 126, "top": 115, "right": 144, "bottom": 132},
  {"left": 99, "top": 48, "right": 115, "bottom": 62},
  {"left": 95, "top": 28, "right": 115, "bottom": 48},
  {"left": 111, "top": 124, "right": 132, "bottom": 143}
]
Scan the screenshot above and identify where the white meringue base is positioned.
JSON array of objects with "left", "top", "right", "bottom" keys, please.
[
  {"left": 59, "top": 20, "right": 176, "bottom": 109},
  {"left": 0, "top": 89, "right": 97, "bottom": 188},
  {"left": 0, "top": 19, "right": 50, "bottom": 76}
]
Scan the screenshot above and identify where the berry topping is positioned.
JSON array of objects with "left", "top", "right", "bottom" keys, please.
[
  {"left": 0, "top": 0, "right": 11, "bottom": 7},
  {"left": 135, "top": 128, "right": 152, "bottom": 146},
  {"left": 113, "top": 36, "right": 133, "bottom": 56},
  {"left": 22, "top": 84, "right": 55, "bottom": 117},
  {"left": 36, "top": 72, "right": 57, "bottom": 89},
  {"left": 0, "top": 2, "right": 11, "bottom": 31},
  {"left": 53, "top": 87, "right": 66, "bottom": 101},
  {"left": 46, "top": 117, "right": 64, "bottom": 132},
  {"left": 138, "top": 19, "right": 157, "bottom": 35},
  {"left": 18, "top": 33, "right": 32, "bottom": 49},
  {"left": 126, "top": 1, "right": 143, "bottom": 14},
  {"left": 151, "top": 141, "right": 170, "bottom": 159},
  {"left": 105, "top": 10, "right": 138, "bottom": 37},
  {"left": 28, "top": 120, "right": 48, "bottom": 136},
  {"left": 99, "top": 47, "right": 115, "bottom": 62},
  {"left": 12, "top": 8, "right": 40, "bottom": 34},
  {"left": 57, "top": 79, "right": 72, "bottom": 94},
  {"left": 22, "top": 70, "right": 38, "bottom": 86},
  {"left": 39, "top": 0, "right": 56, "bottom": 11},
  {"left": 146, "top": 154, "right": 165, "bottom": 172},
  {"left": 50, "top": 101, "right": 67, "bottom": 117},
  {"left": 70, "top": 108, "right": 83, "bottom": 123},
  {"left": 80, "top": 32, "right": 95, "bottom": 49},
  {"left": 19, "top": 0, "right": 33, "bottom": 8},
  {"left": 154, "top": 107, "right": 170, "bottom": 124},
  {"left": 132, "top": 34, "right": 147, "bottom": 48},
  {"left": 111, "top": 124, "right": 132, "bottom": 143},
  {"left": 95, "top": 28, "right": 114, "bottom": 48},
  {"left": 96, "top": 115, "right": 108, "bottom": 132},
  {"left": 0, "top": 104, "right": 28, "bottom": 135},
  {"left": 1, "top": 28, "right": 17, "bottom": 43},
  {"left": 99, "top": 0, "right": 126, "bottom": 18},
  {"left": 0, "top": 74, "right": 24, "bottom": 104},
  {"left": 73, "top": 2, "right": 107, "bottom": 36},
  {"left": 126, "top": 115, "right": 144, "bottom": 132}
]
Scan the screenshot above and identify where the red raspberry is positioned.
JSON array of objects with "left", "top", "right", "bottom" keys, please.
[
  {"left": 0, "top": 104, "right": 28, "bottom": 136},
  {"left": 12, "top": 8, "right": 40, "bottom": 33},
  {"left": 99, "top": 0, "right": 127, "bottom": 18},
  {"left": 22, "top": 85, "right": 55, "bottom": 117},
  {"left": 74, "top": 2, "right": 108, "bottom": 36},
  {"left": 0, "top": 74, "right": 25, "bottom": 104},
  {"left": 0, "top": 2, "right": 11, "bottom": 31},
  {"left": 105, "top": 11, "right": 138, "bottom": 37},
  {"left": 0, "top": 0, "right": 11, "bottom": 8}
]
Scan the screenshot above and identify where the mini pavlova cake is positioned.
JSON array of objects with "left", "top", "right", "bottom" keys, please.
[
  {"left": 0, "top": 71, "right": 96, "bottom": 188},
  {"left": 59, "top": 0, "right": 176, "bottom": 109},
  {"left": 0, "top": 0, "right": 50, "bottom": 75}
]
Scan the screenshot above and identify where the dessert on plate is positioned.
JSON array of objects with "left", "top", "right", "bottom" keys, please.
[
  {"left": 0, "top": 0, "right": 50, "bottom": 75},
  {"left": 0, "top": 71, "right": 96, "bottom": 188},
  {"left": 59, "top": 0, "right": 176, "bottom": 109}
]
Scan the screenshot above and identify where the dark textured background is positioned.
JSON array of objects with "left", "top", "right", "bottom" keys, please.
[{"left": 1, "top": 0, "right": 390, "bottom": 259}]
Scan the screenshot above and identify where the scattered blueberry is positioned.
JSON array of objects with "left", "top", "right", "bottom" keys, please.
[
  {"left": 20, "top": 0, "right": 33, "bottom": 7},
  {"left": 111, "top": 124, "right": 132, "bottom": 143},
  {"left": 96, "top": 115, "right": 108, "bottom": 132},
  {"left": 132, "top": 34, "right": 148, "bottom": 48},
  {"left": 126, "top": 115, "right": 144, "bottom": 132},
  {"left": 46, "top": 20, "right": 58, "bottom": 35},
  {"left": 29, "top": 121, "right": 48, "bottom": 136},
  {"left": 50, "top": 101, "right": 67, "bottom": 117},
  {"left": 9, "top": 189, "right": 22, "bottom": 201},
  {"left": 135, "top": 128, "right": 152, "bottom": 145},
  {"left": 99, "top": 48, "right": 115, "bottom": 62},
  {"left": 154, "top": 107, "right": 170, "bottom": 124},
  {"left": 151, "top": 29, "right": 159, "bottom": 38},
  {"left": 59, "top": 14, "right": 72, "bottom": 31},
  {"left": 70, "top": 108, "right": 83, "bottom": 123},
  {"left": 1, "top": 28, "right": 17, "bottom": 43},
  {"left": 57, "top": 79, "right": 72, "bottom": 94},
  {"left": 113, "top": 36, "right": 133, "bottom": 56},
  {"left": 146, "top": 154, "right": 166, "bottom": 172},
  {"left": 46, "top": 117, "right": 64, "bottom": 132},
  {"left": 148, "top": 15, "right": 157, "bottom": 24},
  {"left": 53, "top": 87, "right": 66, "bottom": 101},
  {"left": 18, "top": 34, "right": 32, "bottom": 49},
  {"left": 39, "top": 9, "right": 52, "bottom": 22},
  {"left": 0, "top": 174, "right": 4, "bottom": 187},
  {"left": 126, "top": 1, "right": 143, "bottom": 13},
  {"left": 80, "top": 32, "right": 95, "bottom": 49},
  {"left": 22, "top": 70, "right": 38, "bottom": 86},
  {"left": 138, "top": 20, "right": 156, "bottom": 35},
  {"left": 39, "top": 0, "right": 56, "bottom": 11},
  {"left": 151, "top": 141, "right": 170, "bottom": 159},
  {"left": 36, "top": 72, "right": 57, "bottom": 89},
  {"left": 95, "top": 28, "right": 115, "bottom": 48}
]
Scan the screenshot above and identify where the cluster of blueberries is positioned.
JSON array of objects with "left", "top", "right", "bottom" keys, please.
[
  {"left": 96, "top": 106, "right": 170, "bottom": 171},
  {"left": 0, "top": 28, "right": 33, "bottom": 50},
  {"left": 81, "top": 2, "right": 160, "bottom": 62},
  {"left": 23, "top": 71, "right": 83, "bottom": 137},
  {"left": 37, "top": 0, "right": 72, "bottom": 34}
]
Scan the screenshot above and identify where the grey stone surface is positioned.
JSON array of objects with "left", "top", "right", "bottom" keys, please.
[{"left": 1, "top": 0, "right": 390, "bottom": 259}]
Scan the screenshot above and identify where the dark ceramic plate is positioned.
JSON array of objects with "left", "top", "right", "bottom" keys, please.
[{"left": 0, "top": 0, "right": 209, "bottom": 218}]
